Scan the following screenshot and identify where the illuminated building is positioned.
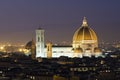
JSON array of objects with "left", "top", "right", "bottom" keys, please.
[
  {"left": 73, "top": 17, "right": 101, "bottom": 57},
  {"left": 46, "top": 42, "right": 52, "bottom": 58},
  {"left": 25, "top": 40, "right": 35, "bottom": 58},
  {"left": 34, "top": 17, "right": 101, "bottom": 58},
  {"left": 36, "top": 28, "right": 45, "bottom": 57}
]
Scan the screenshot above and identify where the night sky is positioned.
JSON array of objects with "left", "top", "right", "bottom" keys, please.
[{"left": 0, "top": 0, "right": 120, "bottom": 44}]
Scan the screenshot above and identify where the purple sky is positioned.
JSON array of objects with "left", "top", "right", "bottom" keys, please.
[{"left": 0, "top": 0, "right": 120, "bottom": 44}]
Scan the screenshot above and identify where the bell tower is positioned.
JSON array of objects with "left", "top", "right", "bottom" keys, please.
[{"left": 36, "top": 28, "right": 45, "bottom": 57}]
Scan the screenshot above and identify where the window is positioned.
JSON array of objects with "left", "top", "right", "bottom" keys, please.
[{"left": 38, "top": 37, "right": 40, "bottom": 42}]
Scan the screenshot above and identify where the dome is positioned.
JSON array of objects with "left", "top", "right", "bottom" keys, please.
[
  {"left": 25, "top": 39, "right": 35, "bottom": 50},
  {"left": 73, "top": 26, "right": 97, "bottom": 41},
  {"left": 73, "top": 17, "right": 98, "bottom": 49},
  {"left": 25, "top": 41, "right": 32, "bottom": 49},
  {"left": 73, "top": 17, "right": 97, "bottom": 43}
]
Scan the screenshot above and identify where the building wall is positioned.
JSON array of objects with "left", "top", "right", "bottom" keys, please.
[
  {"left": 43, "top": 46, "right": 101, "bottom": 58},
  {"left": 45, "top": 47, "right": 73, "bottom": 57}
]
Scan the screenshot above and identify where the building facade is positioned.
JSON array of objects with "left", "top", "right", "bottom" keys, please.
[
  {"left": 36, "top": 28, "right": 45, "bottom": 57},
  {"left": 35, "top": 17, "right": 101, "bottom": 58}
]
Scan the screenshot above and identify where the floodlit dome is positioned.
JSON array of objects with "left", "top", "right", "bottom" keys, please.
[
  {"left": 72, "top": 17, "right": 101, "bottom": 57},
  {"left": 73, "top": 25, "right": 97, "bottom": 41},
  {"left": 73, "top": 17, "right": 98, "bottom": 49}
]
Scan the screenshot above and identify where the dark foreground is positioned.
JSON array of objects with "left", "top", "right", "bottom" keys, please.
[{"left": 0, "top": 51, "right": 120, "bottom": 80}]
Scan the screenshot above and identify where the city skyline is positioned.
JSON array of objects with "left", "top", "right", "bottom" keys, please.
[{"left": 0, "top": 0, "right": 120, "bottom": 44}]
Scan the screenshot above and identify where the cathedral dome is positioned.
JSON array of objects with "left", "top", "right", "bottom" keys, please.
[
  {"left": 73, "top": 17, "right": 98, "bottom": 48},
  {"left": 25, "top": 41, "right": 32, "bottom": 50},
  {"left": 25, "top": 39, "right": 35, "bottom": 50},
  {"left": 73, "top": 25, "right": 97, "bottom": 41}
]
